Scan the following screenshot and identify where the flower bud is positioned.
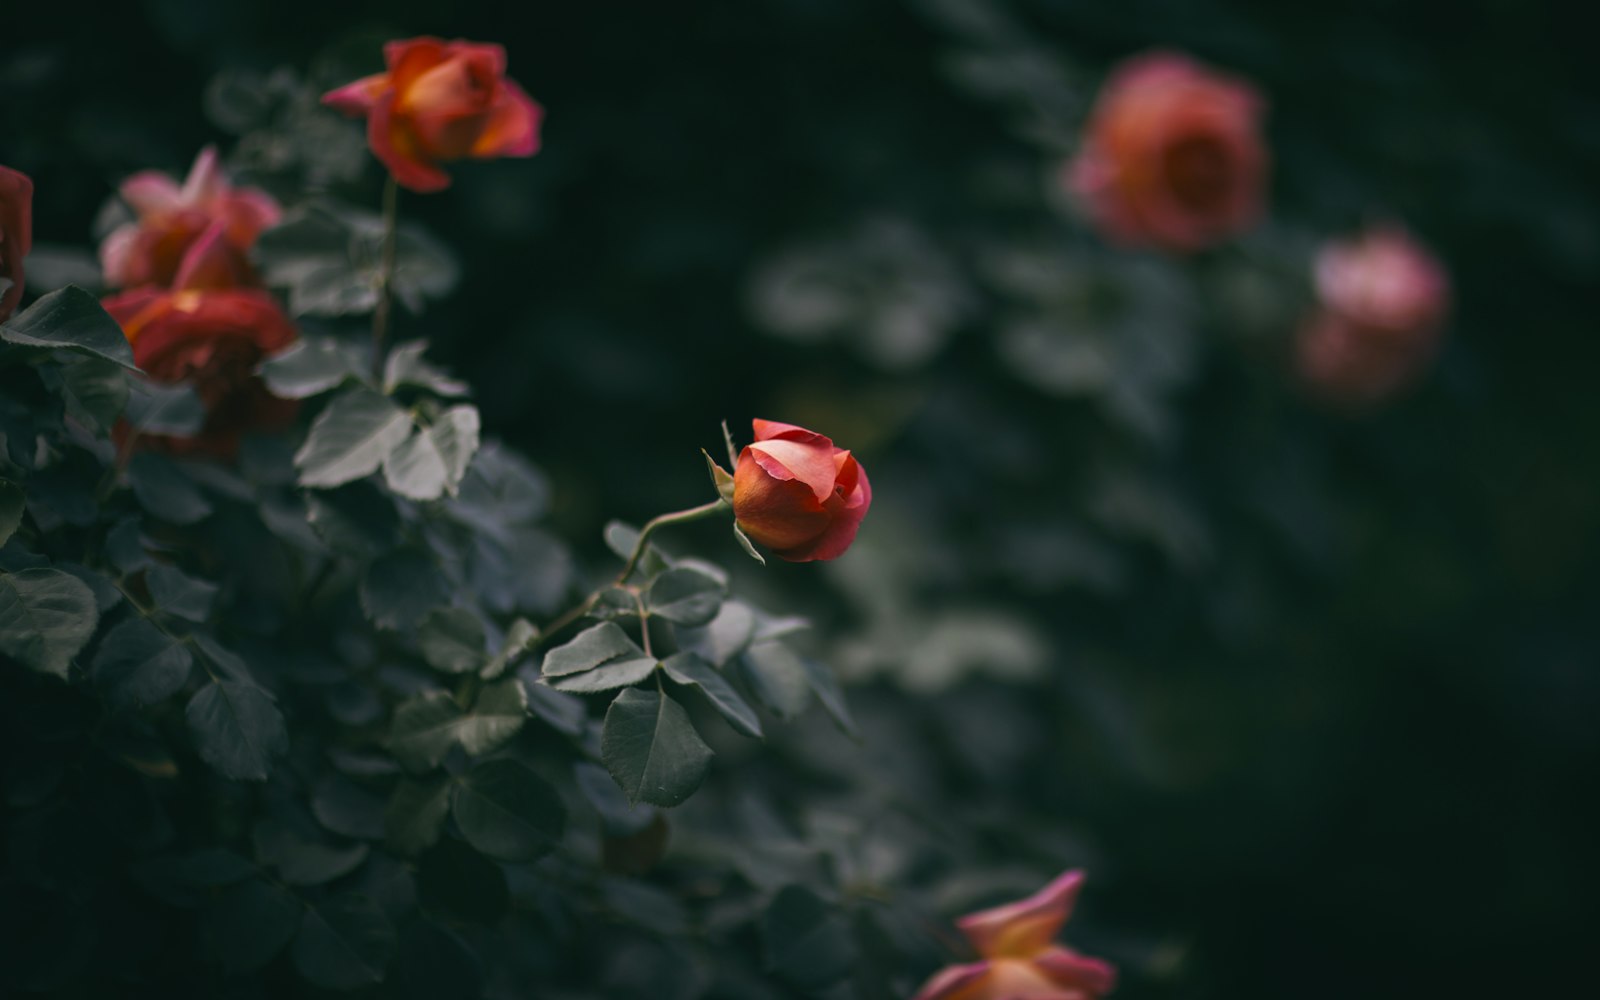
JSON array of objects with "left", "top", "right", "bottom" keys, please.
[
  {"left": 1, "top": 164, "right": 35, "bottom": 322},
  {"left": 727, "top": 419, "right": 871, "bottom": 563}
]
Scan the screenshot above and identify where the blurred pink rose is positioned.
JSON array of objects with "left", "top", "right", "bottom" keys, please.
[
  {"left": 100, "top": 146, "right": 280, "bottom": 290},
  {"left": 1, "top": 164, "right": 34, "bottom": 322},
  {"left": 911, "top": 870, "right": 1117, "bottom": 1000},
  {"left": 1068, "top": 51, "right": 1267, "bottom": 252},
  {"left": 1297, "top": 225, "right": 1450, "bottom": 404}
]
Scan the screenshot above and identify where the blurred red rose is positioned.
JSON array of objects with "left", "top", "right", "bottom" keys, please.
[
  {"left": 104, "top": 229, "right": 299, "bottom": 458},
  {"left": 1297, "top": 225, "right": 1450, "bottom": 405},
  {"left": 100, "top": 146, "right": 280, "bottom": 291},
  {"left": 322, "top": 37, "right": 543, "bottom": 193},
  {"left": 727, "top": 419, "right": 871, "bottom": 562},
  {"left": 1068, "top": 51, "right": 1267, "bottom": 252},
  {"left": 1, "top": 164, "right": 34, "bottom": 322},
  {"left": 911, "top": 870, "right": 1116, "bottom": 1000}
]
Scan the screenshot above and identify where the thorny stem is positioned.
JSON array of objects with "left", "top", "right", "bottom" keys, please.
[{"left": 371, "top": 174, "right": 400, "bottom": 377}]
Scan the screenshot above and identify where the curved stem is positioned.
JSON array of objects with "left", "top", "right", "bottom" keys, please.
[
  {"left": 613, "top": 498, "right": 729, "bottom": 584},
  {"left": 371, "top": 174, "right": 400, "bottom": 377}
]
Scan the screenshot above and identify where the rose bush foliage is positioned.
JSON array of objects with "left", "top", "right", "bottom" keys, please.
[{"left": 0, "top": 5, "right": 1494, "bottom": 999}]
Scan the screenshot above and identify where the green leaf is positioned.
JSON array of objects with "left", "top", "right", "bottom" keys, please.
[
  {"left": 661, "top": 651, "right": 763, "bottom": 738},
  {"left": 674, "top": 600, "right": 756, "bottom": 667},
  {"left": 126, "top": 453, "right": 212, "bottom": 525},
  {"left": 272, "top": 839, "right": 370, "bottom": 887},
  {"left": 0, "top": 286, "right": 137, "bottom": 368},
  {"left": 540, "top": 621, "right": 642, "bottom": 678},
  {"left": 359, "top": 548, "right": 448, "bottom": 631},
  {"left": 292, "top": 894, "right": 397, "bottom": 991},
  {"left": 445, "top": 442, "right": 550, "bottom": 535},
  {"left": 385, "top": 775, "right": 454, "bottom": 856},
  {"left": 307, "top": 483, "right": 399, "bottom": 556},
  {"left": 58, "top": 357, "right": 128, "bottom": 433},
  {"left": 259, "top": 336, "right": 366, "bottom": 399},
  {"left": 645, "top": 565, "right": 727, "bottom": 626},
  {"left": 481, "top": 617, "right": 538, "bottom": 679},
  {"left": 799, "top": 656, "right": 858, "bottom": 738},
  {"left": 416, "top": 607, "right": 486, "bottom": 674},
  {"left": 732, "top": 522, "right": 766, "bottom": 565},
  {"left": 381, "top": 405, "right": 480, "bottom": 501},
  {"left": 185, "top": 681, "right": 288, "bottom": 781},
  {"left": 574, "top": 761, "right": 656, "bottom": 836},
  {"left": 312, "top": 776, "right": 388, "bottom": 840},
  {"left": 387, "top": 680, "right": 527, "bottom": 772},
  {"left": 257, "top": 205, "right": 459, "bottom": 318},
  {"left": 452, "top": 759, "right": 566, "bottom": 862},
  {"left": 387, "top": 692, "right": 464, "bottom": 773},
  {"left": 601, "top": 688, "right": 714, "bottom": 808},
  {"left": 91, "top": 617, "right": 194, "bottom": 709},
  {"left": 124, "top": 380, "right": 204, "bottom": 435},
  {"left": 526, "top": 682, "right": 586, "bottom": 736},
  {"left": 740, "top": 640, "right": 812, "bottom": 720},
  {"left": 203, "top": 878, "right": 303, "bottom": 975},
  {"left": 0, "top": 478, "right": 23, "bottom": 547},
  {"left": 294, "top": 386, "right": 412, "bottom": 488},
  {"left": 603, "top": 520, "right": 670, "bottom": 580},
  {"left": 549, "top": 655, "right": 657, "bottom": 693},
  {"left": 0, "top": 567, "right": 99, "bottom": 679},
  {"left": 761, "top": 885, "right": 856, "bottom": 990},
  {"left": 146, "top": 564, "right": 218, "bottom": 622},
  {"left": 383, "top": 341, "right": 469, "bottom": 397}
]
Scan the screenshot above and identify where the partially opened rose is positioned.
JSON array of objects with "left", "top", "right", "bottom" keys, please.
[
  {"left": 104, "top": 229, "right": 298, "bottom": 457},
  {"left": 322, "top": 37, "right": 543, "bottom": 193},
  {"left": 100, "top": 146, "right": 281, "bottom": 290},
  {"left": 1296, "top": 225, "right": 1450, "bottom": 404},
  {"left": 717, "top": 419, "right": 871, "bottom": 562},
  {"left": 912, "top": 870, "right": 1116, "bottom": 1000},
  {"left": 1, "top": 164, "right": 34, "bottom": 322},
  {"left": 1068, "top": 51, "right": 1267, "bottom": 252}
]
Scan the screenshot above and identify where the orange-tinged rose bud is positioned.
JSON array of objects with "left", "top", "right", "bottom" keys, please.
[
  {"left": 1296, "top": 225, "right": 1450, "bottom": 405},
  {"left": 322, "top": 37, "right": 544, "bottom": 193},
  {"left": 1, "top": 164, "right": 34, "bottom": 322},
  {"left": 1068, "top": 51, "right": 1267, "bottom": 252},
  {"left": 100, "top": 147, "right": 280, "bottom": 291},
  {"left": 728, "top": 419, "right": 871, "bottom": 563},
  {"left": 104, "top": 230, "right": 299, "bottom": 458},
  {"left": 912, "top": 870, "right": 1117, "bottom": 1000}
]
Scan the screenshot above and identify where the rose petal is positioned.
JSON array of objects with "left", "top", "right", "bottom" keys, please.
[
  {"left": 471, "top": 78, "right": 543, "bottom": 158},
  {"left": 322, "top": 72, "right": 392, "bottom": 115},
  {"left": 368, "top": 92, "right": 452, "bottom": 193},
  {"left": 909, "top": 962, "right": 993, "bottom": 1000},
  {"left": 957, "top": 870, "right": 1086, "bottom": 959},
  {"left": 119, "top": 171, "right": 184, "bottom": 216},
  {"left": 1034, "top": 946, "right": 1118, "bottom": 996},
  {"left": 181, "top": 146, "right": 225, "bottom": 206}
]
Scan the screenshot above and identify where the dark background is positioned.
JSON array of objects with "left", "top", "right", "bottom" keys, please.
[{"left": 5, "top": 1, "right": 1598, "bottom": 996}]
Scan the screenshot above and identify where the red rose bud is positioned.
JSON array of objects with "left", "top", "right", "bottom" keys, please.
[
  {"left": 104, "top": 230, "right": 299, "bottom": 458},
  {"left": 322, "top": 37, "right": 544, "bottom": 193},
  {"left": 100, "top": 146, "right": 281, "bottom": 291},
  {"left": 1068, "top": 51, "right": 1268, "bottom": 252},
  {"left": 1296, "top": 225, "right": 1450, "bottom": 405},
  {"left": 1, "top": 164, "right": 35, "bottom": 322},
  {"left": 729, "top": 419, "right": 871, "bottom": 563},
  {"left": 911, "top": 870, "right": 1117, "bottom": 1000}
]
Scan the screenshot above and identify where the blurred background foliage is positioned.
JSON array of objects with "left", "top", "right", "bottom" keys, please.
[{"left": 4, "top": 0, "right": 1598, "bottom": 997}]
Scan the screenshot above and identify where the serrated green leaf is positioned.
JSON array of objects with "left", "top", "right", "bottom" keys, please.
[
  {"left": 387, "top": 679, "right": 527, "bottom": 772},
  {"left": 601, "top": 688, "right": 714, "bottom": 808},
  {"left": 381, "top": 405, "right": 480, "bottom": 501},
  {"left": 740, "top": 640, "right": 812, "bottom": 719},
  {"left": 385, "top": 775, "right": 454, "bottom": 856},
  {"left": 124, "top": 380, "right": 205, "bottom": 435},
  {"left": 645, "top": 565, "right": 726, "bottom": 626},
  {"left": 259, "top": 336, "right": 366, "bottom": 399},
  {"left": 674, "top": 600, "right": 756, "bottom": 667},
  {"left": 292, "top": 894, "right": 396, "bottom": 991},
  {"left": 452, "top": 759, "right": 565, "bottom": 862},
  {"left": 458, "top": 678, "right": 528, "bottom": 755},
  {"left": 383, "top": 341, "right": 469, "bottom": 397},
  {"left": 294, "top": 386, "right": 412, "bottom": 488},
  {"left": 417, "top": 607, "right": 486, "bottom": 674},
  {"left": 549, "top": 655, "right": 657, "bottom": 693},
  {"left": 0, "top": 286, "right": 137, "bottom": 368},
  {"left": 0, "top": 567, "right": 99, "bottom": 679},
  {"left": 359, "top": 548, "right": 448, "bottom": 631},
  {"left": 92, "top": 617, "right": 194, "bottom": 709},
  {"left": 540, "top": 621, "right": 642, "bottom": 678},
  {"left": 185, "top": 680, "right": 287, "bottom": 781},
  {"left": 146, "top": 563, "right": 218, "bottom": 622},
  {"left": 661, "top": 651, "right": 762, "bottom": 738}
]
